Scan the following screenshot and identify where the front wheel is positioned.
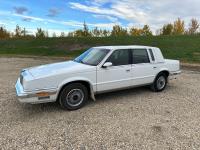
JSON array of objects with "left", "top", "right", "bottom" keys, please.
[
  {"left": 59, "top": 83, "right": 88, "bottom": 110},
  {"left": 151, "top": 73, "right": 167, "bottom": 92}
]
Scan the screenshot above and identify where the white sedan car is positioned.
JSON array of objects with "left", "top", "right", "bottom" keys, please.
[{"left": 16, "top": 46, "right": 181, "bottom": 110}]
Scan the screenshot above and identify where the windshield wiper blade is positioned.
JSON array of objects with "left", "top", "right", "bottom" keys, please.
[
  {"left": 80, "top": 60, "right": 85, "bottom": 64},
  {"left": 73, "top": 59, "right": 84, "bottom": 64}
]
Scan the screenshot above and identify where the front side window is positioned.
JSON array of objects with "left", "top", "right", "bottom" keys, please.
[
  {"left": 106, "top": 49, "right": 130, "bottom": 66},
  {"left": 74, "top": 48, "right": 110, "bottom": 66},
  {"left": 131, "top": 49, "right": 150, "bottom": 64}
]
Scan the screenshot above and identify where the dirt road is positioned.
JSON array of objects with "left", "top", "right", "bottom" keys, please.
[{"left": 0, "top": 57, "right": 200, "bottom": 150}]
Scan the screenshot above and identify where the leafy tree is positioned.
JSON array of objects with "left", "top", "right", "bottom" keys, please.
[
  {"left": 161, "top": 24, "right": 173, "bottom": 35},
  {"left": 111, "top": 25, "right": 128, "bottom": 36},
  {"left": 142, "top": 25, "right": 152, "bottom": 36},
  {"left": 0, "top": 26, "right": 10, "bottom": 39},
  {"left": 129, "top": 27, "right": 143, "bottom": 36},
  {"left": 173, "top": 18, "right": 185, "bottom": 35},
  {"left": 188, "top": 18, "right": 199, "bottom": 34},
  {"left": 74, "top": 29, "right": 84, "bottom": 37},
  {"left": 129, "top": 25, "right": 152, "bottom": 36},
  {"left": 36, "top": 28, "right": 46, "bottom": 38}
]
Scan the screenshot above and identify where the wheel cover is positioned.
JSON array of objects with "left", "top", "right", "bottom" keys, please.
[
  {"left": 157, "top": 76, "right": 166, "bottom": 90},
  {"left": 66, "top": 89, "right": 84, "bottom": 107}
]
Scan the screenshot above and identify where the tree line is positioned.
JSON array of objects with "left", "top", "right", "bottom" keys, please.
[{"left": 0, "top": 18, "right": 199, "bottom": 39}]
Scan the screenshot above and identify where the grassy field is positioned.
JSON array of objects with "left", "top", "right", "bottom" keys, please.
[{"left": 0, "top": 35, "right": 200, "bottom": 63}]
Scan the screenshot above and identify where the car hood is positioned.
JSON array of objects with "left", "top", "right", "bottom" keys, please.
[{"left": 27, "top": 60, "right": 95, "bottom": 78}]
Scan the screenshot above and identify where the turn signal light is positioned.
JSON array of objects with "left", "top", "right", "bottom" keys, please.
[{"left": 36, "top": 92, "right": 49, "bottom": 97}]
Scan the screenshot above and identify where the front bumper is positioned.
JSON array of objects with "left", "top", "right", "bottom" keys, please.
[
  {"left": 15, "top": 78, "right": 31, "bottom": 102},
  {"left": 15, "top": 78, "right": 57, "bottom": 104}
]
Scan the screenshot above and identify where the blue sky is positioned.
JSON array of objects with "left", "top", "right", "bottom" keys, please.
[{"left": 0, "top": 0, "right": 200, "bottom": 36}]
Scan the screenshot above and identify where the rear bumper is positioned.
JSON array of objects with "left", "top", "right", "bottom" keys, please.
[
  {"left": 15, "top": 78, "right": 57, "bottom": 104},
  {"left": 169, "top": 70, "right": 181, "bottom": 80}
]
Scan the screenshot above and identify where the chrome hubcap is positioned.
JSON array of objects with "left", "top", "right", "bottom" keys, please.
[
  {"left": 66, "top": 89, "right": 84, "bottom": 107},
  {"left": 157, "top": 76, "right": 166, "bottom": 90}
]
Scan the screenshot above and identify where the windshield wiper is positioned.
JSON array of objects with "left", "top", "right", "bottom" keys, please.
[
  {"left": 73, "top": 59, "right": 84, "bottom": 64},
  {"left": 74, "top": 59, "right": 94, "bottom": 66},
  {"left": 80, "top": 60, "right": 85, "bottom": 64}
]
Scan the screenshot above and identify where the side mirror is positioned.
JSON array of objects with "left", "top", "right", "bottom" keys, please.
[{"left": 103, "top": 62, "right": 112, "bottom": 68}]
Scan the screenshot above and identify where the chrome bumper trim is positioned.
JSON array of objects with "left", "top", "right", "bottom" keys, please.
[{"left": 170, "top": 70, "right": 181, "bottom": 76}]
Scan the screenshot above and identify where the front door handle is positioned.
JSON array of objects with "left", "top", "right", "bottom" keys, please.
[{"left": 126, "top": 69, "right": 131, "bottom": 72}]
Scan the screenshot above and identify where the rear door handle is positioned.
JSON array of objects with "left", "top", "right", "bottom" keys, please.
[
  {"left": 126, "top": 69, "right": 131, "bottom": 72},
  {"left": 153, "top": 66, "right": 157, "bottom": 69}
]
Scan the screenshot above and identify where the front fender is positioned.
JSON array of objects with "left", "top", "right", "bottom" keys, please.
[{"left": 57, "top": 77, "right": 96, "bottom": 101}]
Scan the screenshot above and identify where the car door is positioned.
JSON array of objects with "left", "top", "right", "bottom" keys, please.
[
  {"left": 96, "top": 49, "right": 132, "bottom": 92},
  {"left": 131, "top": 49, "right": 156, "bottom": 86}
]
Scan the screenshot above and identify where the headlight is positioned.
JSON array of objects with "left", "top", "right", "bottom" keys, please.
[
  {"left": 20, "top": 69, "right": 27, "bottom": 86},
  {"left": 20, "top": 74, "right": 24, "bottom": 86}
]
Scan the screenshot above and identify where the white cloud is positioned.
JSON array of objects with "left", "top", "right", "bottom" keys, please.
[
  {"left": 0, "top": 21, "right": 8, "bottom": 26},
  {"left": 70, "top": 0, "right": 200, "bottom": 32},
  {"left": 88, "top": 22, "right": 120, "bottom": 29},
  {"left": 13, "top": 14, "right": 44, "bottom": 21},
  {"left": 93, "top": 14, "right": 118, "bottom": 22},
  {"left": 27, "top": 28, "right": 69, "bottom": 37},
  {"left": 4, "top": 13, "right": 117, "bottom": 34},
  {"left": 12, "top": 13, "right": 118, "bottom": 29}
]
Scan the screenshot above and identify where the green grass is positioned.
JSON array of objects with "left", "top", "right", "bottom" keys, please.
[{"left": 0, "top": 35, "right": 200, "bottom": 63}]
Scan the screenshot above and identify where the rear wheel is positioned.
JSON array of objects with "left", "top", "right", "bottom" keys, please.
[
  {"left": 151, "top": 73, "right": 167, "bottom": 92},
  {"left": 59, "top": 83, "right": 88, "bottom": 110}
]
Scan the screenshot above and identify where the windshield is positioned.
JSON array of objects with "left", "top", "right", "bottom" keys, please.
[{"left": 74, "top": 48, "right": 110, "bottom": 66}]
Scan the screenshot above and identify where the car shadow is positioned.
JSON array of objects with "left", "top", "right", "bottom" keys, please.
[
  {"left": 20, "top": 86, "right": 149, "bottom": 113},
  {"left": 86, "top": 84, "right": 177, "bottom": 107},
  {"left": 20, "top": 84, "right": 176, "bottom": 114},
  {"left": 86, "top": 86, "right": 151, "bottom": 106}
]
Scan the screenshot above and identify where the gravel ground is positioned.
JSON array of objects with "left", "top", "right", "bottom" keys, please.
[{"left": 0, "top": 57, "right": 200, "bottom": 150}]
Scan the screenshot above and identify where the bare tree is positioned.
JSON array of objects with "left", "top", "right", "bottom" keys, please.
[
  {"left": 188, "top": 18, "right": 199, "bottom": 34},
  {"left": 83, "top": 21, "right": 90, "bottom": 37},
  {"left": 60, "top": 32, "right": 65, "bottom": 37},
  {"left": 15, "top": 25, "right": 22, "bottom": 38},
  {"left": 36, "top": 28, "right": 46, "bottom": 38},
  {"left": 52, "top": 32, "right": 56, "bottom": 37}
]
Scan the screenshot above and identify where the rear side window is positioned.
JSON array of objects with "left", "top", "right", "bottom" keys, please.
[
  {"left": 107, "top": 49, "right": 130, "bottom": 66},
  {"left": 149, "top": 49, "right": 155, "bottom": 61},
  {"left": 131, "top": 49, "right": 150, "bottom": 64}
]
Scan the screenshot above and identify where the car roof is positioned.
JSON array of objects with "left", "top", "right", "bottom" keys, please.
[{"left": 93, "top": 45, "right": 157, "bottom": 50}]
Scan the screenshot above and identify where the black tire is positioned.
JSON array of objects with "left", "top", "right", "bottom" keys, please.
[
  {"left": 151, "top": 73, "right": 167, "bottom": 92},
  {"left": 59, "top": 83, "right": 88, "bottom": 110}
]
